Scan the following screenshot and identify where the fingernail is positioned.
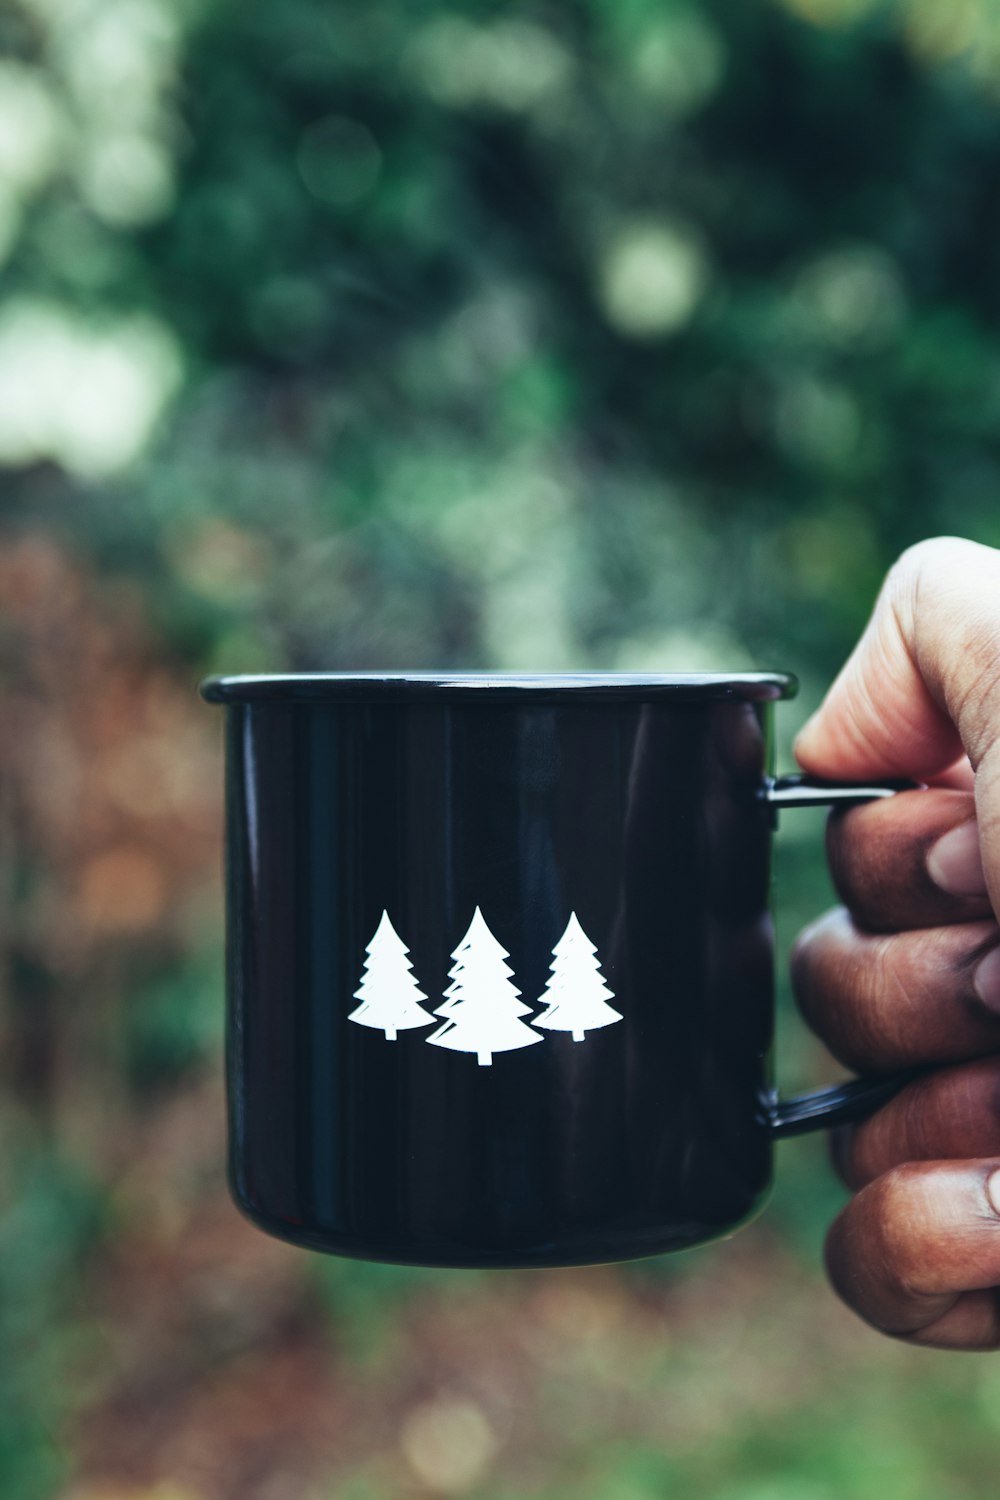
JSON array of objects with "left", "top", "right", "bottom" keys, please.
[
  {"left": 987, "top": 1168, "right": 1000, "bottom": 1218},
  {"left": 927, "top": 820, "right": 987, "bottom": 898},
  {"left": 974, "top": 945, "right": 1000, "bottom": 1015}
]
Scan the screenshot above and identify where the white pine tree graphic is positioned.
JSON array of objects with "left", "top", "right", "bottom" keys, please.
[
  {"left": 348, "top": 910, "right": 435, "bottom": 1040},
  {"left": 534, "top": 913, "right": 622, "bottom": 1042},
  {"left": 427, "top": 907, "right": 543, "bottom": 1066}
]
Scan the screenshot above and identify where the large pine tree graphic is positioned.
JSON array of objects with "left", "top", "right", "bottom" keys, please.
[
  {"left": 534, "top": 913, "right": 622, "bottom": 1042},
  {"left": 427, "top": 907, "right": 543, "bottom": 1066},
  {"left": 348, "top": 910, "right": 435, "bottom": 1040}
]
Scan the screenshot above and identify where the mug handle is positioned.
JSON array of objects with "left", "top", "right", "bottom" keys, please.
[{"left": 762, "top": 772, "right": 927, "bottom": 1140}]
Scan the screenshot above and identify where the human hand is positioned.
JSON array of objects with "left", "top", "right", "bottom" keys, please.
[{"left": 792, "top": 536, "right": 1000, "bottom": 1349}]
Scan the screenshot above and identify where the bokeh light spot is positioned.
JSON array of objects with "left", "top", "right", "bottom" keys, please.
[
  {"left": 77, "top": 132, "right": 176, "bottom": 226},
  {"left": 0, "top": 61, "right": 64, "bottom": 196},
  {"left": 296, "top": 116, "right": 381, "bottom": 206},
  {"left": 630, "top": 10, "right": 725, "bottom": 115},
  {"left": 598, "top": 221, "right": 709, "bottom": 339},
  {"left": 400, "top": 1397, "right": 498, "bottom": 1494},
  {"left": 795, "top": 245, "right": 908, "bottom": 349},
  {"left": 903, "top": 0, "right": 980, "bottom": 63},
  {"left": 50, "top": 0, "right": 180, "bottom": 122},
  {"left": 165, "top": 519, "right": 272, "bottom": 603},
  {"left": 775, "top": 375, "right": 862, "bottom": 469},
  {"left": 0, "top": 302, "right": 182, "bottom": 477},
  {"left": 780, "top": 0, "right": 877, "bottom": 27},
  {"left": 408, "top": 18, "right": 572, "bottom": 111}
]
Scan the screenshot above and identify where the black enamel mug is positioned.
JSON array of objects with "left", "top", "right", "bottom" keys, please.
[{"left": 201, "top": 672, "right": 917, "bottom": 1269}]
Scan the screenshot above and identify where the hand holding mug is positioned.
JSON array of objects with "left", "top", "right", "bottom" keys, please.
[{"left": 793, "top": 536, "right": 1000, "bottom": 1350}]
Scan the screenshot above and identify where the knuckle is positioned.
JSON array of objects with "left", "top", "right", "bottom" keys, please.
[
  {"left": 866, "top": 1164, "right": 933, "bottom": 1297},
  {"left": 843, "top": 1076, "right": 935, "bottom": 1190},
  {"left": 890, "top": 536, "right": 981, "bottom": 601},
  {"left": 824, "top": 804, "right": 894, "bottom": 924},
  {"left": 789, "top": 909, "right": 894, "bottom": 1069},
  {"left": 875, "top": 1157, "right": 923, "bottom": 1202},
  {"left": 789, "top": 909, "right": 845, "bottom": 1009},
  {"left": 831, "top": 949, "right": 888, "bottom": 1069},
  {"left": 882, "top": 541, "right": 936, "bottom": 627},
  {"left": 824, "top": 806, "right": 859, "bottom": 890},
  {"left": 887, "top": 538, "right": 979, "bottom": 658},
  {"left": 891, "top": 537, "right": 1000, "bottom": 763},
  {"left": 891, "top": 1073, "right": 939, "bottom": 1160}
]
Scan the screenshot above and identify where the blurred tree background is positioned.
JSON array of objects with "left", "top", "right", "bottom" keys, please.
[{"left": 4, "top": 0, "right": 1000, "bottom": 1496}]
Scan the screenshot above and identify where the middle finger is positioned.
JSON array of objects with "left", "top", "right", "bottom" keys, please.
[{"left": 792, "top": 908, "right": 1000, "bottom": 1071}]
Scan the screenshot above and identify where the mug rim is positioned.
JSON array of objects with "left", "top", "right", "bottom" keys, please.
[{"left": 200, "top": 671, "right": 798, "bottom": 705}]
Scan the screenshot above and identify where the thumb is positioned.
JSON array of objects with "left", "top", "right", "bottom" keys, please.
[{"left": 795, "top": 536, "right": 1000, "bottom": 784}]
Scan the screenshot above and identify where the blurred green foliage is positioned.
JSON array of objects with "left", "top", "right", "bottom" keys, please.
[
  {"left": 4, "top": 0, "right": 1000, "bottom": 1495},
  {"left": 4, "top": 0, "right": 1000, "bottom": 694}
]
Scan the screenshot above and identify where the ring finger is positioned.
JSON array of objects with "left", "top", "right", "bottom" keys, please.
[{"left": 833, "top": 1055, "right": 1000, "bottom": 1190}]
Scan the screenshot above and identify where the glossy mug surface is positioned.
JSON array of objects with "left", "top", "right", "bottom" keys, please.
[{"left": 202, "top": 673, "right": 909, "bottom": 1269}]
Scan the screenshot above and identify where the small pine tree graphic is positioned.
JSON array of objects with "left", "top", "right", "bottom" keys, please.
[
  {"left": 427, "top": 907, "right": 543, "bottom": 1066},
  {"left": 534, "top": 913, "right": 622, "bottom": 1042},
  {"left": 348, "top": 910, "right": 435, "bottom": 1040}
]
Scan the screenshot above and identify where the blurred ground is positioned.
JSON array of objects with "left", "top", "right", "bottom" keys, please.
[
  {"left": 58, "top": 1081, "right": 1000, "bottom": 1500},
  {"left": 6, "top": 0, "right": 1000, "bottom": 1495}
]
